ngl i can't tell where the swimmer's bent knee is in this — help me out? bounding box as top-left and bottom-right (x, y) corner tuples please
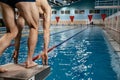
(9, 28), (18, 39)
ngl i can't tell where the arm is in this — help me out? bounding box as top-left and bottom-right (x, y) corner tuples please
(43, 7), (51, 55)
(41, 1), (51, 65)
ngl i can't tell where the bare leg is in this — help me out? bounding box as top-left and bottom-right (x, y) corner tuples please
(0, 3), (18, 72)
(16, 2), (39, 68)
(13, 15), (25, 64)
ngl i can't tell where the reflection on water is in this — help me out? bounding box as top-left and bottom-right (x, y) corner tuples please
(46, 27), (117, 80)
(0, 26), (119, 80)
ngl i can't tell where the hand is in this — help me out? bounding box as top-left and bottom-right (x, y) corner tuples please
(41, 52), (48, 65)
(12, 50), (19, 64)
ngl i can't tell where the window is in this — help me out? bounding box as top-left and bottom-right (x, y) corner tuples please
(75, 10), (79, 14)
(52, 11), (57, 14)
(61, 10), (64, 14)
(89, 10), (95, 14)
(95, 10), (100, 14)
(89, 10), (100, 14)
(65, 10), (70, 14)
(75, 10), (85, 14)
(79, 10), (85, 14)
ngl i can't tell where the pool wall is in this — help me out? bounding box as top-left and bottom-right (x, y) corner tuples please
(102, 28), (120, 80)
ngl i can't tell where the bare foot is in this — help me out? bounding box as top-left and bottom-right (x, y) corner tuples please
(41, 53), (48, 65)
(25, 61), (38, 68)
(0, 68), (8, 73)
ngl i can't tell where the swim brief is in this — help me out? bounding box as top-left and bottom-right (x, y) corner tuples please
(0, 0), (35, 8)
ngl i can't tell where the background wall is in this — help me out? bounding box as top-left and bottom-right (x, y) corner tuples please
(104, 11), (120, 44)
(0, 0), (119, 26)
(51, 0), (105, 25)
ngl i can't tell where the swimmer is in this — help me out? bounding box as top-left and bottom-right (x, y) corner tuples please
(13, 0), (51, 65)
(0, 0), (39, 72)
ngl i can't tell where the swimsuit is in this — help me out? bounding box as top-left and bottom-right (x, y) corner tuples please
(0, 0), (35, 8)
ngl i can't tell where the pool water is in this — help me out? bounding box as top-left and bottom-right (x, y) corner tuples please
(0, 26), (118, 80)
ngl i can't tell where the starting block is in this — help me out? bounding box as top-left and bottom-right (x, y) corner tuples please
(0, 63), (50, 80)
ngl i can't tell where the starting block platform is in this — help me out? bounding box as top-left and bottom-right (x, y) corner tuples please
(0, 63), (50, 80)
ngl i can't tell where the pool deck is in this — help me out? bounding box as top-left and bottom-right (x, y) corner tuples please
(104, 30), (120, 79)
(104, 30), (120, 57)
(0, 63), (50, 80)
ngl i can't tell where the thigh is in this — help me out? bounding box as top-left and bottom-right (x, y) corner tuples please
(0, 3), (16, 32)
(16, 2), (39, 28)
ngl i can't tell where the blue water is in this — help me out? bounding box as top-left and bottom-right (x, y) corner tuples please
(0, 26), (118, 80)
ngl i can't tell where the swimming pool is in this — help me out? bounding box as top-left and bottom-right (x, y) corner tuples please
(0, 26), (119, 80)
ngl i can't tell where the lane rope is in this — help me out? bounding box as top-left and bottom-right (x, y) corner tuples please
(32, 27), (88, 61)
(9, 26), (85, 63)
(50, 26), (79, 35)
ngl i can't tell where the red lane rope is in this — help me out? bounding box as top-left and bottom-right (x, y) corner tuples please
(32, 28), (87, 61)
